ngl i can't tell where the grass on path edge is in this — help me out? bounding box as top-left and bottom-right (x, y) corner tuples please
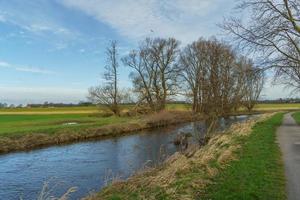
(292, 112), (300, 124)
(203, 113), (286, 199)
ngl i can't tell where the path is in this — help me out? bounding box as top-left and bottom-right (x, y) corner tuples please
(277, 113), (300, 200)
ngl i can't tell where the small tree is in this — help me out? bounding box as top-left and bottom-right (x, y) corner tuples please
(89, 41), (121, 116)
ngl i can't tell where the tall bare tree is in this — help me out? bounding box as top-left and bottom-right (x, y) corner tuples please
(223, 0), (300, 90)
(177, 38), (206, 113)
(89, 41), (121, 115)
(242, 60), (264, 111)
(123, 37), (180, 111)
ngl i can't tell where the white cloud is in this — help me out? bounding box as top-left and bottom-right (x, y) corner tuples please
(60, 0), (233, 44)
(0, 61), (11, 68)
(0, 60), (56, 75)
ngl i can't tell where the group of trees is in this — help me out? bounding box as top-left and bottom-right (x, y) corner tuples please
(89, 38), (264, 116)
(177, 38), (264, 115)
(90, 0), (300, 116)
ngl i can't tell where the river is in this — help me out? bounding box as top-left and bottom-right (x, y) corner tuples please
(0, 115), (255, 200)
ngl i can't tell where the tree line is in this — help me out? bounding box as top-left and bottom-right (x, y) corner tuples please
(89, 37), (264, 116)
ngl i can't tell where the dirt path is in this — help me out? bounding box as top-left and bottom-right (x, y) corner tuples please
(277, 113), (300, 200)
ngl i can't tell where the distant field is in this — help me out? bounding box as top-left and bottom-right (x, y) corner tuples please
(0, 103), (299, 115)
(0, 103), (299, 138)
(254, 103), (300, 111)
(0, 106), (99, 115)
(0, 104), (190, 115)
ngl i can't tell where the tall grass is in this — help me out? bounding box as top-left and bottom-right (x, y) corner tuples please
(37, 179), (77, 200)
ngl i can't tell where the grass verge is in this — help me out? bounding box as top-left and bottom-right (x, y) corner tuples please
(292, 112), (300, 124)
(85, 113), (286, 200)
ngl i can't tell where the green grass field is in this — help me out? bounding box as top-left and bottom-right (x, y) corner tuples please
(0, 114), (135, 137)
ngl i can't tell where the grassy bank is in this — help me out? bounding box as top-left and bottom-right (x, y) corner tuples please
(203, 113), (286, 199)
(0, 111), (200, 154)
(86, 113), (285, 200)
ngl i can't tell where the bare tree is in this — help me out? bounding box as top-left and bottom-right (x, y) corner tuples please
(123, 37), (180, 111)
(89, 41), (121, 116)
(223, 0), (300, 90)
(243, 60), (264, 111)
(177, 38), (207, 113)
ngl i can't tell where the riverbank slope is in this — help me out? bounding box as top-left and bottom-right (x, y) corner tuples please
(86, 113), (286, 200)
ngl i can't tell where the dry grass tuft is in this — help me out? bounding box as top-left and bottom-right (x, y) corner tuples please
(37, 180), (77, 200)
(144, 110), (200, 128)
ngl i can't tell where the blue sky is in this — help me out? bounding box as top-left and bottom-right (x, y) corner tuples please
(0, 0), (292, 104)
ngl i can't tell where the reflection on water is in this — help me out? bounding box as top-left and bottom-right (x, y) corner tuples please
(0, 115), (256, 200)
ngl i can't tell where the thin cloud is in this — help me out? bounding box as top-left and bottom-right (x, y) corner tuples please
(0, 61), (11, 67)
(0, 60), (56, 75)
(60, 0), (235, 44)
(0, 2), (79, 52)
(15, 67), (56, 75)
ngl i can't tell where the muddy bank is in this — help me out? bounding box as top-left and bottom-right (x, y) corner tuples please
(0, 111), (203, 154)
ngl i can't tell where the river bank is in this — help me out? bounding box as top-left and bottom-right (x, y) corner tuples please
(85, 112), (286, 200)
(0, 111), (204, 154)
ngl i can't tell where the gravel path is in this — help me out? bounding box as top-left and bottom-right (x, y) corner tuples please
(277, 113), (300, 200)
